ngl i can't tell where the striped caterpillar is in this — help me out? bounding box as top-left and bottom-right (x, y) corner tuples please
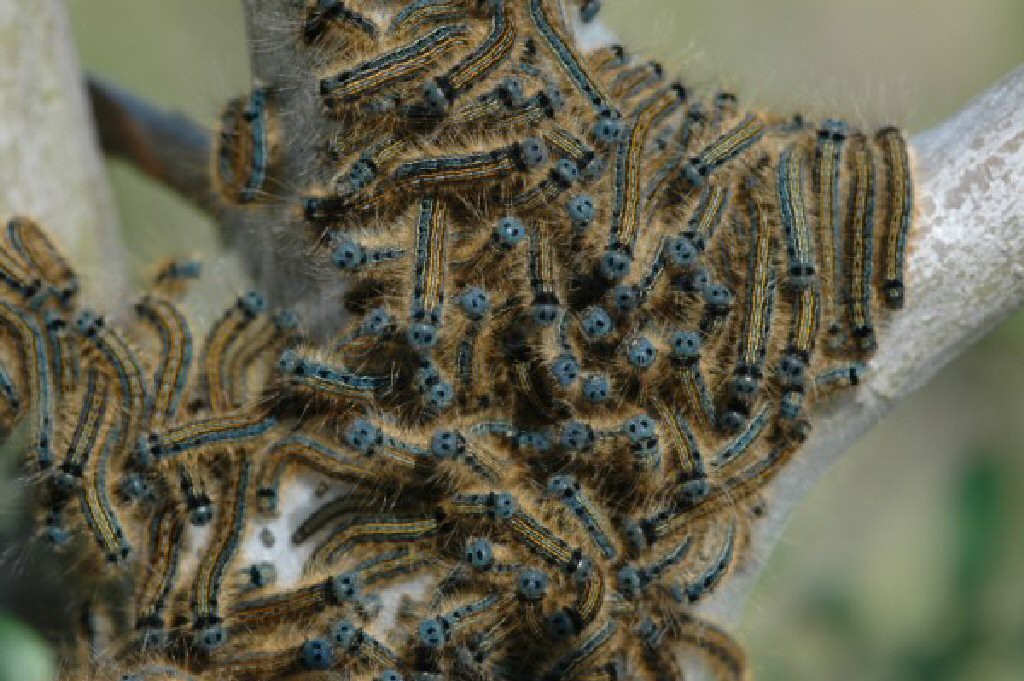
(1, 2), (919, 680)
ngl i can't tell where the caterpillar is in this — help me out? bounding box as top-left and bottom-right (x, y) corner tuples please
(1, 2), (920, 680)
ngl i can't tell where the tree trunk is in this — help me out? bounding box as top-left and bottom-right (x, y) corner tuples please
(0, 0), (124, 638)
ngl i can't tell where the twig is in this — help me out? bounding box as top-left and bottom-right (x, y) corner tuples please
(87, 77), (217, 216)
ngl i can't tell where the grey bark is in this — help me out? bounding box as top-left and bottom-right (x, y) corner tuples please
(0, 0), (124, 637)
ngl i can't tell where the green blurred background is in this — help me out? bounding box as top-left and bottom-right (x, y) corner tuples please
(3, 2), (1024, 679)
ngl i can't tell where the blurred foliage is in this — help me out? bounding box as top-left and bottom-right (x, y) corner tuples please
(3, 2), (1023, 679)
(764, 455), (1016, 681)
(0, 616), (52, 681)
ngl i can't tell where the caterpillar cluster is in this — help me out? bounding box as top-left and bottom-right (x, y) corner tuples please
(2, 1), (915, 680)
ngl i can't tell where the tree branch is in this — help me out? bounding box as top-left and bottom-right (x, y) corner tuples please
(86, 77), (217, 216)
(700, 62), (1024, 628)
(0, 0), (126, 638)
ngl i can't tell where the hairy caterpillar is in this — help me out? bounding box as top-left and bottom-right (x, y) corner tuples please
(1, 2), (921, 680)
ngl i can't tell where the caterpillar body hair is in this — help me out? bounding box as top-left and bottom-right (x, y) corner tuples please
(134, 296), (192, 424)
(303, 1), (380, 46)
(601, 88), (686, 283)
(813, 119), (848, 343)
(846, 133), (877, 353)
(45, 311), (81, 398)
(673, 517), (742, 604)
(390, 0), (467, 39)
(79, 435), (132, 564)
(191, 458), (250, 653)
(136, 411), (276, 468)
(311, 516), (440, 567)
(255, 432), (412, 516)
(75, 310), (148, 465)
(200, 292), (266, 414)
(527, 0), (615, 117)
(0, 4), (919, 679)
(875, 126), (913, 309)
(681, 113), (765, 188)
(135, 505), (185, 638)
(320, 24), (470, 107)
(0, 300), (55, 467)
(420, 0), (516, 112)
(777, 144), (817, 290)
(54, 366), (110, 493)
(5, 216), (78, 307)
(214, 88), (275, 204)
